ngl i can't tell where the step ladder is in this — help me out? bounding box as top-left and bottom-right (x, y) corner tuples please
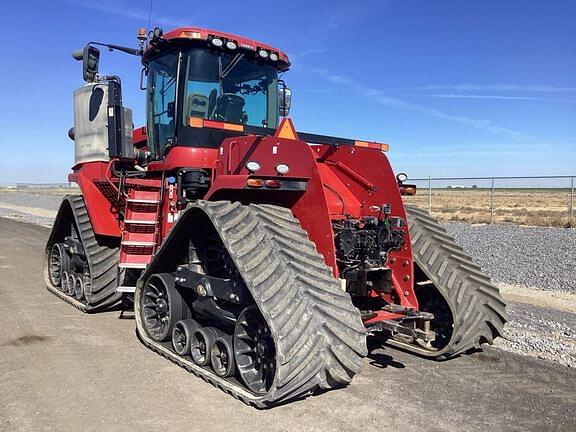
(117, 189), (161, 293)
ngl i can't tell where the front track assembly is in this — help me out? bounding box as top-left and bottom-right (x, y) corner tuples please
(134, 201), (367, 407)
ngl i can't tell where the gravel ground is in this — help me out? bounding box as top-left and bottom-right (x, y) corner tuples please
(496, 301), (576, 367)
(1, 191), (575, 367)
(444, 222), (576, 292)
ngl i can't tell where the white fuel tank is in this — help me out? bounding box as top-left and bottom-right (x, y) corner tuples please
(73, 82), (110, 165)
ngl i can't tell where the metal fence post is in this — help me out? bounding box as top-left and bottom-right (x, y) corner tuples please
(570, 176), (574, 229)
(428, 176), (432, 214)
(490, 178), (495, 224)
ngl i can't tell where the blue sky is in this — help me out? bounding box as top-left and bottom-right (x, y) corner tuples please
(0, 0), (575, 182)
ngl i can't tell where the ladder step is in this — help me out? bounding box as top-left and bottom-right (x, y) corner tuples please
(126, 198), (159, 204)
(119, 263), (148, 269)
(116, 286), (136, 293)
(124, 220), (157, 225)
(121, 241), (156, 247)
(416, 280), (434, 286)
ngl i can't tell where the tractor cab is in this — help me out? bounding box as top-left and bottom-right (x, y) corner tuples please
(142, 27), (292, 159)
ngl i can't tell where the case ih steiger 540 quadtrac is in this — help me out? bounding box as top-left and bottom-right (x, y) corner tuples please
(44, 27), (506, 407)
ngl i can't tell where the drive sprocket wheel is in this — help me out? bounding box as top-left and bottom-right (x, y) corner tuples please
(234, 306), (275, 394)
(48, 243), (66, 288)
(141, 273), (189, 342)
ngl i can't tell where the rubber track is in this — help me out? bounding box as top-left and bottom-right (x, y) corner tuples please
(134, 201), (367, 407)
(44, 195), (122, 313)
(387, 205), (507, 358)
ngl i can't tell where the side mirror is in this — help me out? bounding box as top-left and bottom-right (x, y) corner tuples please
(72, 45), (100, 82)
(278, 85), (292, 117)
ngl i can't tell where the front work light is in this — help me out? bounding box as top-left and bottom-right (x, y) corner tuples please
(258, 49), (269, 58)
(226, 40), (237, 50)
(246, 161), (261, 172)
(211, 37), (224, 47)
(396, 173), (408, 183)
(275, 163), (290, 175)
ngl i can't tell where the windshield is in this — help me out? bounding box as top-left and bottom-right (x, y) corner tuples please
(182, 49), (279, 128)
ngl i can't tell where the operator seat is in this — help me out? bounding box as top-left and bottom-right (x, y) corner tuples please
(187, 93), (209, 118)
(214, 94), (245, 123)
(207, 89), (217, 119)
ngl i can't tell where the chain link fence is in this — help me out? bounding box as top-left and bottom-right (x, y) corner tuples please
(403, 175), (575, 228)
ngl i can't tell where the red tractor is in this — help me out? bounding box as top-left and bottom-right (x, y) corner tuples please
(44, 27), (506, 407)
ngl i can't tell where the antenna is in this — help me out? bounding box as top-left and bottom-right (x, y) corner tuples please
(147, 0), (154, 31)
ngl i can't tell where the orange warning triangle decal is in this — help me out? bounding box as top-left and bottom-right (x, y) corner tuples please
(274, 118), (299, 140)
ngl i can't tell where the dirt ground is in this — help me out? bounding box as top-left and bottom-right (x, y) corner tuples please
(0, 217), (575, 432)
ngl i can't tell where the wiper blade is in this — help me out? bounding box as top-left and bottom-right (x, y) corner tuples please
(220, 53), (245, 79)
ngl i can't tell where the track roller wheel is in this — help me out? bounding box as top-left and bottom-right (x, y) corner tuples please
(48, 243), (66, 288)
(172, 319), (200, 356)
(83, 272), (92, 303)
(190, 327), (219, 366)
(210, 334), (235, 378)
(73, 276), (84, 300)
(67, 273), (76, 296)
(141, 273), (189, 342)
(61, 271), (69, 293)
(234, 306), (275, 395)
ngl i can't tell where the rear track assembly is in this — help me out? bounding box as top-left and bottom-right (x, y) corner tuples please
(386, 206), (507, 358)
(44, 195), (122, 313)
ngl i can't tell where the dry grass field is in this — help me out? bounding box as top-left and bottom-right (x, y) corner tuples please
(1, 186), (573, 228)
(403, 189), (574, 227)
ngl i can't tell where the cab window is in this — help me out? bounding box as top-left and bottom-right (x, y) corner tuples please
(147, 52), (178, 158)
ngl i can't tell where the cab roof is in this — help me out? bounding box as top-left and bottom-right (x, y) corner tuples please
(143, 26), (291, 71)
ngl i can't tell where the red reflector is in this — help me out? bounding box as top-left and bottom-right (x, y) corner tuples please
(265, 180), (282, 188)
(400, 185), (417, 196)
(246, 179), (264, 188)
(405, 186), (417, 195)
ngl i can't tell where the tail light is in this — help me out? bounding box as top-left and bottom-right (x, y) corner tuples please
(246, 179), (264, 188)
(265, 180), (282, 188)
